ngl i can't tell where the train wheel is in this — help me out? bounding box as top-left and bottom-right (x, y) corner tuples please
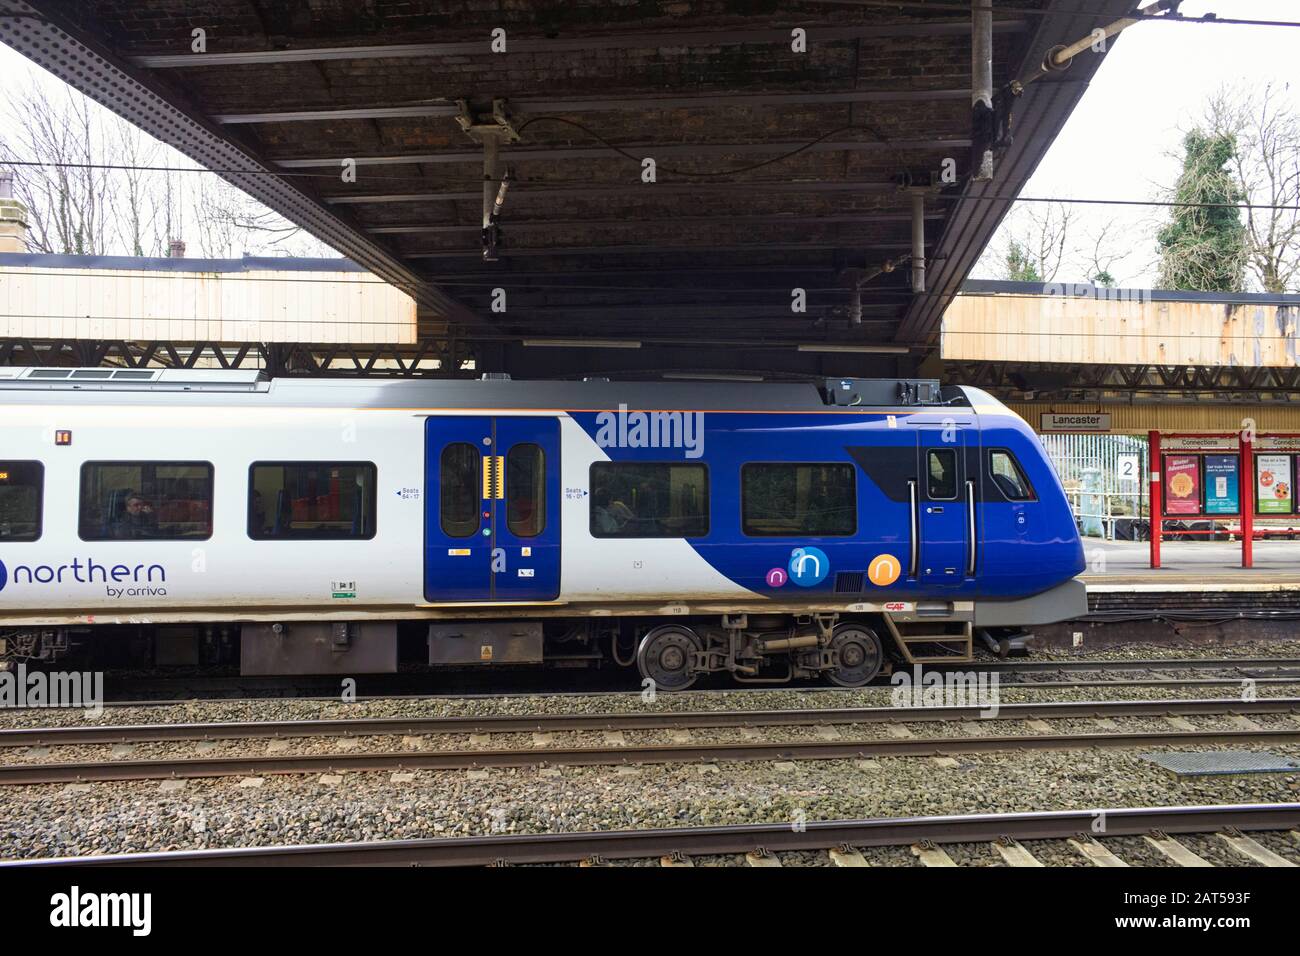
(636, 625), (702, 692)
(826, 623), (884, 687)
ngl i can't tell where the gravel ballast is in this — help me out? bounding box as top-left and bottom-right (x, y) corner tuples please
(4, 637), (1300, 865)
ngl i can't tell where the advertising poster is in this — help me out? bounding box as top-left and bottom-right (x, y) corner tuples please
(1256, 454), (1294, 514)
(1163, 455), (1200, 515)
(1203, 455), (1240, 515)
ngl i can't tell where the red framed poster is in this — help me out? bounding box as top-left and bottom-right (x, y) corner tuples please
(1163, 455), (1201, 516)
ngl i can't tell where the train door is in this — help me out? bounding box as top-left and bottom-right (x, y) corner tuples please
(424, 416), (561, 602)
(917, 428), (969, 589)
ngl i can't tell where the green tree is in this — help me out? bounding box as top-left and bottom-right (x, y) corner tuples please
(1004, 238), (1042, 282)
(1156, 130), (1247, 291)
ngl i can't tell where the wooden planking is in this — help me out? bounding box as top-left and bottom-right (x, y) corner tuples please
(1010, 402), (1300, 434)
(942, 293), (1300, 368)
(0, 264), (417, 344)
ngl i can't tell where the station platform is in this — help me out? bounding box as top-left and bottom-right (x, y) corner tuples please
(1081, 540), (1300, 590)
(1046, 540), (1300, 647)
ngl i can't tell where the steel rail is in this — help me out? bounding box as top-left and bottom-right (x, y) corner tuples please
(9, 657), (1297, 712)
(3, 697), (1297, 748)
(72, 674), (1300, 710)
(8, 673), (1295, 713)
(4, 727), (1299, 786)
(4, 803), (1297, 867)
(957, 657), (1300, 672)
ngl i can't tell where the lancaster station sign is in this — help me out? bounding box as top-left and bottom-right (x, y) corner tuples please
(1039, 413), (1111, 433)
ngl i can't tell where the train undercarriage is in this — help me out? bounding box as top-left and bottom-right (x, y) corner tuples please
(0, 612), (1030, 689)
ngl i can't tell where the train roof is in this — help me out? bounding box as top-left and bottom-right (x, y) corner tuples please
(0, 367), (981, 412)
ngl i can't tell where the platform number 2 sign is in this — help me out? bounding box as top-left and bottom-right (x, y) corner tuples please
(1117, 454), (1140, 484)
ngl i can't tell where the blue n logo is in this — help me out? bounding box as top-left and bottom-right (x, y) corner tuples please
(787, 547), (830, 587)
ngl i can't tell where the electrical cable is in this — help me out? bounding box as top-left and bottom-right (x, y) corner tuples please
(5, 160), (1296, 212)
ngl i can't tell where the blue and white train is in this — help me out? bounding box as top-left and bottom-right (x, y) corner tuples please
(0, 368), (1085, 688)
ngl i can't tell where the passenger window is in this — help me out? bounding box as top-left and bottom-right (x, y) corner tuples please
(249, 462), (376, 540)
(989, 450), (1035, 501)
(439, 444), (480, 538)
(742, 463), (856, 536)
(927, 450), (958, 500)
(590, 462), (708, 538)
(506, 443), (545, 538)
(0, 461), (43, 542)
(80, 462), (213, 541)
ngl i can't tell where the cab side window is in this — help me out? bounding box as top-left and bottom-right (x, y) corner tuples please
(926, 450), (958, 500)
(989, 450), (1036, 501)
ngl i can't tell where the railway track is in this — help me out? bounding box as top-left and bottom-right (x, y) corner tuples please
(4, 696), (1298, 747)
(4, 803), (1297, 867)
(962, 657), (1300, 673)
(3, 703), (1298, 785)
(9, 656), (1300, 710)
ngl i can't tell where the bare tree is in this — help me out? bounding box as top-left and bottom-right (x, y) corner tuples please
(0, 81), (118, 254)
(108, 112), (166, 256)
(1084, 218), (1131, 286)
(1205, 82), (1300, 293)
(990, 201), (1075, 283)
(195, 176), (334, 259)
(0, 72), (338, 260)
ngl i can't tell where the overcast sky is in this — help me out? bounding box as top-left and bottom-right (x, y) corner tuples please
(0, 1), (1295, 285)
(973, 0), (1298, 286)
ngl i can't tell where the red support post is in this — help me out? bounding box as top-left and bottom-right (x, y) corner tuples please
(1149, 429), (1161, 569)
(1241, 430), (1254, 569)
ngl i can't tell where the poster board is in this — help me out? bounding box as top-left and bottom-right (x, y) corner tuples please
(1203, 455), (1240, 515)
(1163, 455), (1201, 516)
(1255, 454), (1294, 515)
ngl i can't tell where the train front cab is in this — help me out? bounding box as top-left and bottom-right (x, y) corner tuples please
(963, 387), (1088, 644)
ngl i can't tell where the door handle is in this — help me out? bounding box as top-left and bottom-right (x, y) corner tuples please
(908, 479), (919, 578)
(965, 480), (977, 576)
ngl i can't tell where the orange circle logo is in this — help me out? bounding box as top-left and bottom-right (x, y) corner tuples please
(867, 553), (901, 587)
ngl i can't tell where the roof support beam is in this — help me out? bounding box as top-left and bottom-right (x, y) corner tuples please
(462, 304), (896, 318)
(370, 213), (943, 234)
(404, 242), (913, 259)
(133, 21), (1029, 68)
(324, 181), (908, 204)
(214, 88), (971, 124)
(277, 139), (970, 168)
